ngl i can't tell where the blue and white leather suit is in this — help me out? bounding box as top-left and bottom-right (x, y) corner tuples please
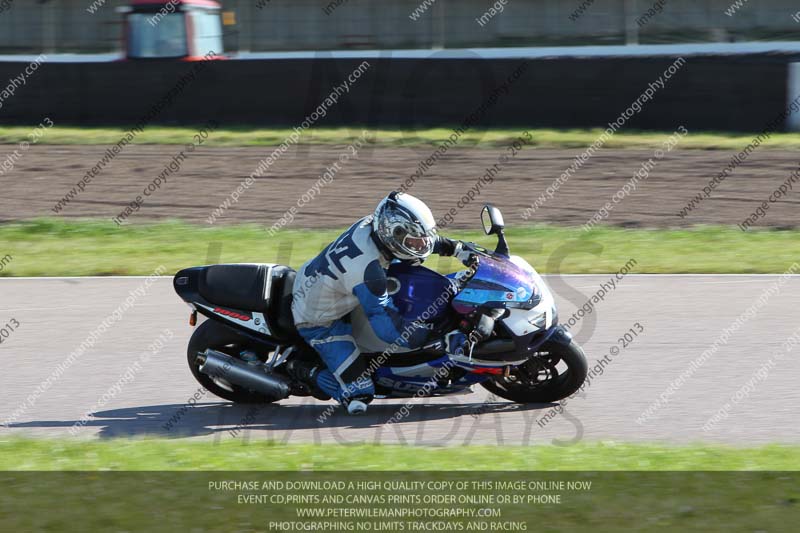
(291, 215), (447, 403)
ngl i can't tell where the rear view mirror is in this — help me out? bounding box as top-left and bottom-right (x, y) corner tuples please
(481, 205), (505, 235)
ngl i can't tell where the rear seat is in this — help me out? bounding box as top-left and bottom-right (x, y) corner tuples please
(198, 264), (269, 312)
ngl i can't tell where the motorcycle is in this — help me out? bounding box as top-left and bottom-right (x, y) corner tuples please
(173, 205), (587, 407)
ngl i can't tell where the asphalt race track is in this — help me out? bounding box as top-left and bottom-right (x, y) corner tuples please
(1, 274), (799, 446)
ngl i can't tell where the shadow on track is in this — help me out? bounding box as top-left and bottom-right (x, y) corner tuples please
(9, 398), (553, 442)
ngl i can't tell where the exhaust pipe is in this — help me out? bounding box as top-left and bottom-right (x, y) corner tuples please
(197, 349), (290, 400)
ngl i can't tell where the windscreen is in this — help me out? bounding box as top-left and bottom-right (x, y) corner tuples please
(452, 254), (536, 310)
(127, 13), (188, 59)
(188, 11), (223, 56)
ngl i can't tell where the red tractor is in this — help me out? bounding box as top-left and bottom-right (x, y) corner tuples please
(120, 0), (228, 60)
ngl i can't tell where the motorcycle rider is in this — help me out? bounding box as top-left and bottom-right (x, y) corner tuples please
(288, 192), (471, 415)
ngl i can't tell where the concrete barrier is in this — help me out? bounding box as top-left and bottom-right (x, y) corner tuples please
(0, 54), (790, 131)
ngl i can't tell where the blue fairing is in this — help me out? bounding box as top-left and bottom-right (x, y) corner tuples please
(386, 262), (456, 322)
(374, 357), (489, 396)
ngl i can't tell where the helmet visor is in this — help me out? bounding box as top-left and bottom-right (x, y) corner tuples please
(403, 234), (434, 256)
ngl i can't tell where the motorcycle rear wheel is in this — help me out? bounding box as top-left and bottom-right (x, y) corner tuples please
(187, 319), (280, 404)
(480, 338), (588, 403)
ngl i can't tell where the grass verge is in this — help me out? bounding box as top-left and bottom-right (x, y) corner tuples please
(3, 440), (798, 530)
(4, 125), (800, 149)
(1, 438), (798, 470)
(0, 219), (799, 276)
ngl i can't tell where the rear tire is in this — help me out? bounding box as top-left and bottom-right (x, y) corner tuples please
(187, 319), (279, 404)
(481, 338), (588, 403)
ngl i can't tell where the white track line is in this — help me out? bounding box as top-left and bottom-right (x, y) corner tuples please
(2, 274), (800, 281)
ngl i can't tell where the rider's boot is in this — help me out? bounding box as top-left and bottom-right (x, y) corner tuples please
(287, 360), (373, 413)
(286, 360), (330, 401)
(345, 399), (369, 415)
(315, 370), (374, 416)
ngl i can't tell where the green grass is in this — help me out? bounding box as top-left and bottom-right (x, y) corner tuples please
(4, 124), (800, 149)
(1, 219), (799, 277)
(2, 440), (798, 531)
(1, 438), (798, 470)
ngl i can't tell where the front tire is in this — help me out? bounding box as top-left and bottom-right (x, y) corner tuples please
(481, 338), (588, 403)
(187, 319), (279, 404)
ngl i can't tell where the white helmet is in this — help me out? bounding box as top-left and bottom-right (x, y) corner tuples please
(373, 192), (437, 261)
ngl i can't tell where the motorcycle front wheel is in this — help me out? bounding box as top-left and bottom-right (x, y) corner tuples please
(480, 338), (588, 403)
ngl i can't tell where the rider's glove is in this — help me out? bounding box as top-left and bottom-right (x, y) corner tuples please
(434, 236), (459, 256)
(435, 236), (472, 265)
(453, 241), (472, 265)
